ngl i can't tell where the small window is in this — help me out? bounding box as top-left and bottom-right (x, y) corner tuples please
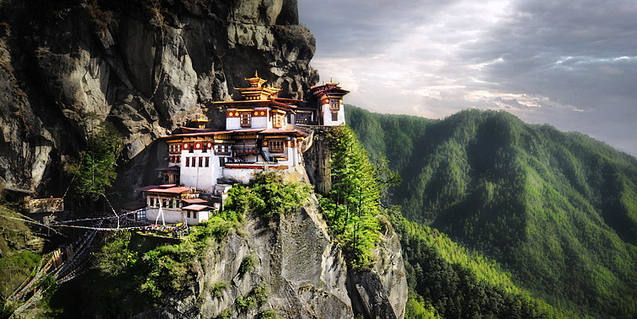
(331, 111), (339, 122)
(185, 157), (190, 167)
(215, 144), (231, 155)
(240, 112), (252, 127)
(273, 113), (284, 128)
(269, 139), (285, 153)
(205, 157), (210, 167)
(330, 99), (340, 111)
(199, 157), (203, 167)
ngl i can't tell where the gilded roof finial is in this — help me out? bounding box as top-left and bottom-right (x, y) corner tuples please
(327, 78), (340, 85)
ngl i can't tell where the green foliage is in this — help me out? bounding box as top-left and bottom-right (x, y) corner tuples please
(319, 125), (382, 269)
(84, 204), (246, 313)
(225, 172), (311, 219)
(238, 255), (257, 276)
(395, 216), (567, 318)
(214, 308), (232, 319)
(348, 106), (637, 318)
(95, 231), (136, 276)
(405, 290), (440, 319)
(70, 122), (123, 200)
(257, 309), (278, 319)
(137, 244), (194, 299)
(236, 284), (268, 312)
(0, 206), (42, 301)
(210, 282), (228, 298)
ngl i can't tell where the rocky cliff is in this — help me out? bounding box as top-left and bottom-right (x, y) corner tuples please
(133, 195), (407, 319)
(0, 0), (318, 194)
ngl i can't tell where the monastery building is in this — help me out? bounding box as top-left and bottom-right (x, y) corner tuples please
(138, 73), (348, 225)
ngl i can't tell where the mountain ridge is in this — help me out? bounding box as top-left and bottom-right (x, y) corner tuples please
(346, 105), (637, 318)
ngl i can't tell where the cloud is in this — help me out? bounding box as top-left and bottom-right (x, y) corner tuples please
(298, 0), (637, 155)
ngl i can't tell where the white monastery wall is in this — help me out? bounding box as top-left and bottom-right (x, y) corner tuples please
(321, 103), (345, 126)
(226, 117), (241, 130)
(147, 208), (185, 224)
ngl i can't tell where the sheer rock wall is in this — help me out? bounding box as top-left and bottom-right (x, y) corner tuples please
(0, 0), (318, 194)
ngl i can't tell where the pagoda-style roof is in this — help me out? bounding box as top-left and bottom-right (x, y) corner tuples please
(234, 71), (282, 101)
(244, 71), (267, 88)
(191, 116), (209, 128)
(310, 82), (350, 98)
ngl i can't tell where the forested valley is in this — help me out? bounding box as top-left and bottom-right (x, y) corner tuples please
(347, 105), (637, 318)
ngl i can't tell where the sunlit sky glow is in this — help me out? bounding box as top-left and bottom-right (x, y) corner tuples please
(299, 0), (637, 155)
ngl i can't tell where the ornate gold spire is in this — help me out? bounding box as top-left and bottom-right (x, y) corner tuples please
(236, 71), (281, 100)
(244, 70), (267, 88)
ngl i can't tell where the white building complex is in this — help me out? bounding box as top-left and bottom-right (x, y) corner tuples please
(138, 73), (349, 225)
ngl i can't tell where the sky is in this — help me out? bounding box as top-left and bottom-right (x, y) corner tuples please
(298, 0), (637, 156)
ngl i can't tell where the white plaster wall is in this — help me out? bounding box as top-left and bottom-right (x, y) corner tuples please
(147, 208), (185, 224)
(226, 117), (241, 130)
(180, 151), (214, 191)
(210, 153), (223, 186)
(275, 146), (297, 167)
(321, 103), (345, 126)
(185, 211), (209, 225)
(252, 116), (268, 129)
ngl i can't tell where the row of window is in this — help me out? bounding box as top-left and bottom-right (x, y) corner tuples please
(272, 113), (285, 128)
(185, 156), (210, 168)
(173, 143), (232, 156)
(173, 141), (288, 165)
(169, 144), (182, 154)
(237, 112), (286, 128)
(269, 140), (285, 153)
(149, 197), (182, 209)
(240, 112), (251, 127)
(185, 210), (201, 219)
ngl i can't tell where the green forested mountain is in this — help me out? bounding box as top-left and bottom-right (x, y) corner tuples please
(347, 105), (637, 318)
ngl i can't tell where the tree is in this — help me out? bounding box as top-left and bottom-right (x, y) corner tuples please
(70, 122), (123, 201)
(322, 126), (381, 268)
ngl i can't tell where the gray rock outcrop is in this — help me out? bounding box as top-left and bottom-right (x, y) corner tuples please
(135, 195), (352, 319)
(0, 0), (318, 194)
(133, 194), (407, 319)
(347, 216), (408, 319)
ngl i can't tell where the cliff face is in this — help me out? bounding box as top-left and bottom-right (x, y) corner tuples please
(0, 0), (318, 194)
(134, 195), (407, 319)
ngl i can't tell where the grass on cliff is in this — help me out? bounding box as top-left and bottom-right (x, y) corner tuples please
(0, 206), (43, 312)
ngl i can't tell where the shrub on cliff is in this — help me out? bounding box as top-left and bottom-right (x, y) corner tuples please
(225, 172), (311, 219)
